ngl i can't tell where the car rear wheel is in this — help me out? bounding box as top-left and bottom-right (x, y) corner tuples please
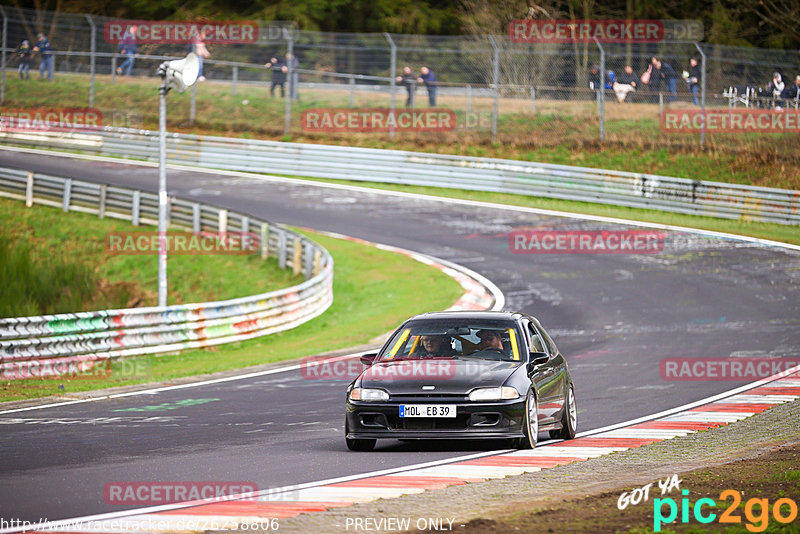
(345, 418), (375, 451)
(515, 389), (538, 449)
(550, 383), (577, 440)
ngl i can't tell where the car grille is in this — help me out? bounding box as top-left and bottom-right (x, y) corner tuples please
(386, 414), (470, 430)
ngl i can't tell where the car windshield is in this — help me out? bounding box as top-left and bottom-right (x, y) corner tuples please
(377, 319), (522, 362)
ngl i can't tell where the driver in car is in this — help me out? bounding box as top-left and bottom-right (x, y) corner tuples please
(476, 329), (505, 354)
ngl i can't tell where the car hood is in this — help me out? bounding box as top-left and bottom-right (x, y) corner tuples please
(358, 358), (521, 395)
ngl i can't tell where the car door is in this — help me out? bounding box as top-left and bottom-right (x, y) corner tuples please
(531, 319), (567, 423)
(525, 320), (561, 424)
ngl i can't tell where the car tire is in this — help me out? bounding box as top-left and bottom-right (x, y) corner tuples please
(550, 383), (577, 440)
(516, 389), (539, 449)
(345, 418), (375, 452)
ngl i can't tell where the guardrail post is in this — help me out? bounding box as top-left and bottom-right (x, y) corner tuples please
(62, 179), (72, 212)
(292, 237), (302, 276)
(98, 184), (106, 218)
(25, 171), (34, 207)
(232, 65), (238, 96)
(488, 35), (499, 143)
(0, 6), (7, 104)
(530, 86), (535, 113)
(349, 76), (355, 107)
(85, 15), (96, 108)
(595, 38), (605, 142)
(190, 83), (197, 126)
(694, 42), (707, 148)
(384, 32), (396, 140)
(131, 190), (140, 225)
(313, 249), (321, 276)
(260, 222), (269, 260)
(219, 209), (228, 234)
(304, 242), (313, 279)
(192, 203), (201, 232)
(278, 230), (287, 268)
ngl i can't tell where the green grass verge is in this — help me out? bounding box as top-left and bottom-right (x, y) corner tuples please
(0, 196), (303, 313)
(3, 75), (798, 189)
(0, 208), (465, 402)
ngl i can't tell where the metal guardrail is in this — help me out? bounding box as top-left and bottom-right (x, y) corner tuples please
(0, 165), (334, 377)
(2, 128), (799, 225)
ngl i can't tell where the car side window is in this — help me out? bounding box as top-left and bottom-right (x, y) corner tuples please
(527, 323), (546, 353)
(539, 325), (559, 356)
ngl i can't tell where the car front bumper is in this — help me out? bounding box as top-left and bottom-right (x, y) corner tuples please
(346, 398), (527, 440)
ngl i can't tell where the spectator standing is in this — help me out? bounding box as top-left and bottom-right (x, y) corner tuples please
(612, 65), (637, 103)
(16, 39), (31, 80)
(651, 57), (678, 102)
(685, 57), (701, 106)
(396, 66), (416, 107)
(265, 57), (286, 97)
(192, 29), (210, 82)
(780, 75), (800, 105)
(417, 66), (437, 106)
(117, 25), (138, 76)
(33, 33), (53, 80)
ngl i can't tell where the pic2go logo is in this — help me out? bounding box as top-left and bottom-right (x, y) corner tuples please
(654, 489), (799, 532)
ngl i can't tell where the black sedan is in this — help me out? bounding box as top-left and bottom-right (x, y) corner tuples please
(345, 311), (577, 451)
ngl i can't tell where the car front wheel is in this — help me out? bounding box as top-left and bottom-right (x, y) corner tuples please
(345, 417), (375, 451)
(515, 389), (538, 449)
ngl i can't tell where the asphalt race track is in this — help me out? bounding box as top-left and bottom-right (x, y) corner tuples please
(1, 148), (799, 522)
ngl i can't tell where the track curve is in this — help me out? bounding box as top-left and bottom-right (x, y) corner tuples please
(0, 148), (798, 523)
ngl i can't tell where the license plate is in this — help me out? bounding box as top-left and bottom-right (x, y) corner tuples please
(399, 405), (456, 418)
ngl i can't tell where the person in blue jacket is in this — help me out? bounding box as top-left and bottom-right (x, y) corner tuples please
(417, 66), (437, 106)
(33, 33), (53, 80)
(117, 25), (138, 76)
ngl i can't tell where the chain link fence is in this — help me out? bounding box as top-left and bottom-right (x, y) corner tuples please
(1, 4), (799, 148)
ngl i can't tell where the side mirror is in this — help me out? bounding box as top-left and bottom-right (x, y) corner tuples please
(360, 353), (378, 367)
(527, 352), (549, 372)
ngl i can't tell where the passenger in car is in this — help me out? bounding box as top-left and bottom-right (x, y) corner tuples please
(417, 335), (457, 358)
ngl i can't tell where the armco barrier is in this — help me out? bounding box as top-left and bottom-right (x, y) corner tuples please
(1, 128), (798, 225)
(0, 166), (334, 376)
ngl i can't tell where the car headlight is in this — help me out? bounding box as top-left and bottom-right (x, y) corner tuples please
(349, 388), (389, 402)
(468, 386), (519, 401)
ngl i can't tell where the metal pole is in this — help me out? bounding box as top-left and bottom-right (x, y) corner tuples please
(232, 65), (238, 96)
(85, 15), (96, 108)
(595, 38), (605, 142)
(349, 75), (355, 107)
(190, 83), (196, 125)
(530, 86), (535, 113)
(488, 35), (499, 143)
(111, 55), (117, 84)
(283, 32), (293, 136)
(694, 42), (707, 148)
(157, 84), (169, 307)
(384, 32), (396, 140)
(0, 7), (7, 104)
(466, 84), (471, 115)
